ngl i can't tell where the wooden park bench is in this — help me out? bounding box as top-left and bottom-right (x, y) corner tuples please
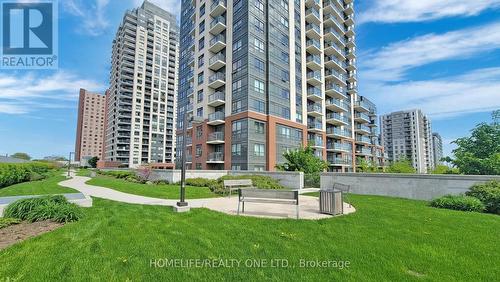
(223, 179), (254, 198)
(237, 189), (300, 219)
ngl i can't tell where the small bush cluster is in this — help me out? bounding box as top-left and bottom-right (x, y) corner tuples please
(4, 195), (83, 223)
(430, 195), (485, 212)
(97, 170), (146, 183)
(0, 162), (53, 188)
(466, 180), (500, 215)
(182, 175), (285, 194)
(0, 218), (21, 229)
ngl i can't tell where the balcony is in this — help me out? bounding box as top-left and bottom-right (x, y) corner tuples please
(326, 98), (349, 112)
(210, 0), (226, 17)
(347, 36), (356, 47)
(325, 83), (347, 99)
(208, 72), (226, 89)
(346, 26), (355, 37)
(346, 47), (356, 59)
(306, 55), (322, 70)
(355, 124), (371, 135)
(327, 142), (352, 153)
(355, 148), (373, 156)
(209, 34), (226, 53)
(328, 157), (352, 166)
(324, 0), (344, 17)
(207, 132), (225, 144)
(306, 23), (321, 40)
(208, 53), (226, 71)
(324, 41), (345, 58)
(207, 152), (224, 163)
(308, 122), (324, 133)
(324, 27), (346, 46)
(346, 59), (356, 71)
(307, 71), (322, 86)
(306, 39), (321, 54)
(354, 112), (370, 123)
(305, 0), (320, 9)
(209, 16), (226, 35)
(208, 91), (225, 107)
(325, 69), (346, 85)
(207, 111), (225, 125)
(307, 87), (323, 101)
(354, 100), (370, 112)
(356, 136), (372, 145)
(307, 103), (323, 117)
(326, 127), (351, 138)
(345, 3), (354, 15)
(305, 8), (321, 25)
(326, 112), (349, 126)
(345, 15), (355, 26)
(325, 55), (347, 71)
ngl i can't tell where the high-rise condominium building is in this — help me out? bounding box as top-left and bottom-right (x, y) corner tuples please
(380, 109), (435, 173)
(177, 0), (383, 171)
(75, 89), (106, 162)
(104, 1), (179, 168)
(432, 132), (443, 167)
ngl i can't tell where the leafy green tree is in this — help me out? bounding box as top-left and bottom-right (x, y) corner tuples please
(276, 145), (328, 174)
(387, 159), (416, 173)
(446, 110), (500, 175)
(11, 152), (31, 160)
(431, 165), (460, 175)
(88, 157), (99, 168)
(357, 157), (378, 173)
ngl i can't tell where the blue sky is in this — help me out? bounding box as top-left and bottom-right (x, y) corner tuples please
(1, 0), (499, 159)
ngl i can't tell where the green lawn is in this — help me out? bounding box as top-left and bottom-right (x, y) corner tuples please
(86, 175), (218, 199)
(0, 172), (77, 197)
(0, 195), (498, 281)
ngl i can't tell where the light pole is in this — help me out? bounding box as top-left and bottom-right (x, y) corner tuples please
(177, 114), (203, 207)
(67, 152), (74, 177)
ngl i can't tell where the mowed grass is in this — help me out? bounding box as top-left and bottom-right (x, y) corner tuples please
(0, 172), (77, 197)
(86, 175), (218, 199)
(0, 195), (499, 281)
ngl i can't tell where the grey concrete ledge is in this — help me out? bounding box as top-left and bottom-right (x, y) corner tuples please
(321, 172), (500, 181)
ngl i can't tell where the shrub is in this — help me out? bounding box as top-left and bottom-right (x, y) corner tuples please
(98, 170), (136, 179)
(0, 162), (53, 188)
(202, 175), (285, 194)
(185, 178), (218, 188)
(466, 180), (500, 215)
(430, 195), (485, 212)
(152, 180), (170, 185)
(0, 218), (21, 229)
(4, 195), (83, 223)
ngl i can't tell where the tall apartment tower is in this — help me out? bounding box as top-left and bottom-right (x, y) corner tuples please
(104, 1), (179, 168)
(177, 0), (380, 171)
(432, 132), (443, 167)
(75, 89), (106, 163)
(380, 109), (435, 173)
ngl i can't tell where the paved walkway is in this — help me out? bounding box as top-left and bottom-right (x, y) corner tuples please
(58, 172), (355, 220)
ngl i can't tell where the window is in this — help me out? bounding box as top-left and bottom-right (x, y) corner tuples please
(198, 37), (205, 50)
(255, 121), (264, 134)
(197, 72), (204, 85)
(196, 145), (202, 157)
(254, 38), (264, 53)
(232, 120), (243, 137)
(197, 90), (203, 103)
(254, 0), (264, 12)
(234, 19), (243, 31)
(196, 107), (203, 117)
(254, 144), (265, 157)
(252, 99), (265, 113)
(281, 70), (289, 82)
(233, 59), (243, 73)
(232, 144), (242, 156)
(233, 40), (242, 52)
(199, 20), (205, 34)
(281, 89), (290, 99)
(255, 19), (264, 33)
(254, 165), (265, 171)
(281, 51), (289, 63)
(254, 58), (264, 73)
(232, 165), (241, 170)
(198, 54), (204, 67)
(254, 79), (265, 94)
(199, 4), (205, 16)
(280, 16), (289, 28)
(196, 163), (202, 170)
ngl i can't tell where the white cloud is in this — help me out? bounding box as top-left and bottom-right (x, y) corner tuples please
(359, 0), (500, 24)
(359, 22), (500, 82)
(62, 0), (110, 36)
(363, 68), (500, 120)
(133, 0), (181, 17)
(0, 71), (104, 115)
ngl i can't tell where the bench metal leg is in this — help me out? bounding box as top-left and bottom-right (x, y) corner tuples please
(296, 204), (299, 219)
(242, 201), (245, 213)
(237, 200), (240, 215)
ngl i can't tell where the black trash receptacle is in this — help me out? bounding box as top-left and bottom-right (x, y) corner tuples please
(319, 189), (343, 215)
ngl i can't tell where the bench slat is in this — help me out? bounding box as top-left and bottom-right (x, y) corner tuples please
(240, 189), (297, 200)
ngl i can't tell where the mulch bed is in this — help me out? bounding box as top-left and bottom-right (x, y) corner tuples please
(0, 221), (64, 250)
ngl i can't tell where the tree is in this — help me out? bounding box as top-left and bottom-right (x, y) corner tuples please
(11, 152), (31, 160)
(431, 165), (460, 175)
(446, 110), (500, 175)
(88, 157), (99, 168)
(276, 145), (328, 174)
(387, 159), (416, 173)
(357, 157), (378, 173)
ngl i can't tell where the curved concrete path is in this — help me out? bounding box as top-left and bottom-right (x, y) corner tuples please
(59, 173), (355, 220)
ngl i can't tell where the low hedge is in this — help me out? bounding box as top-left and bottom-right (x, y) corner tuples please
(4, 195), (83, 223)
(97, 170), (136, 179)
(183, 175), (285, 194)
(466, 180), (500, 215)
(430, 194), (485, 212)
(0, 162), (53, 188)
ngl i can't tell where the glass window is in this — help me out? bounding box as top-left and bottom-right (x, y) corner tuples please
(254, 79), (265, 94)
(254, 144), (265, 157)
(254, 58), (264, 73)
(231, 144), (242, 156)
(255, 121), (264, 134)
(254, 38), (264, 53)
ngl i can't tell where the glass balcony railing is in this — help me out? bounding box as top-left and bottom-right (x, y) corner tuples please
(208, 91), (225, 103)
(307, 103), (322, 113)
(209, 72), (225, 83)
(306, 39), (321, 50)
(208, 111), (225, 121)
(208, 152), (224, 161)
(208, 131), (224, 142)
(326, 98), (350, 110)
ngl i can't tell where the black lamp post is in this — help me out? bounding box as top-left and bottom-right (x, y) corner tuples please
(67, 152), (74, 177)
(177, 114), (203, 207)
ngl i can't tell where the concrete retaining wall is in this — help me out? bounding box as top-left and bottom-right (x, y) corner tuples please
(321, 173), (500, 200)
(147, 170), (304, 190)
